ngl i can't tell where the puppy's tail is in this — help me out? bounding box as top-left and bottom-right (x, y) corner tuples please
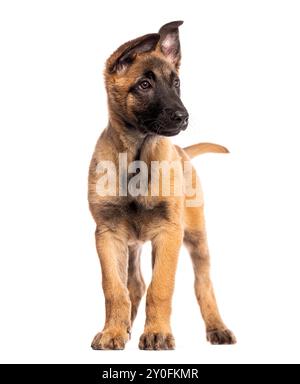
(183, 143), (229, 158)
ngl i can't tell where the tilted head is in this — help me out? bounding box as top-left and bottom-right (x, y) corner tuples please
(105, 21), (189, 137)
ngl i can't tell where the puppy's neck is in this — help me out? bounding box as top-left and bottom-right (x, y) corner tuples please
(108, 114), (152, 162)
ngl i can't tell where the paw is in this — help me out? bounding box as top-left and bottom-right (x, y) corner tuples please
(91, 330), (129, 350)
(206, 329), (236, 345)
(139, 332), (175, 350)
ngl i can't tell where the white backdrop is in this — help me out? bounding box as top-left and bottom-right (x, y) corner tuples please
(0, 0), (300, 364)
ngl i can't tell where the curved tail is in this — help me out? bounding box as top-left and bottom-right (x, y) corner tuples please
(183, 142), (229, 159)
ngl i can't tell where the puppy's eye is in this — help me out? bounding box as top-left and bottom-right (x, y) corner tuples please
(174, 78), (180, 88)
(139, 80), (152, 90)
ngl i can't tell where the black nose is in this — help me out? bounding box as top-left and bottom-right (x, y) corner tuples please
(173, 110), (189, 126)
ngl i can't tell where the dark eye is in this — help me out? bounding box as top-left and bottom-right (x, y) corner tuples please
(174, 78), (180, 88)
(139, 80), (152, 90)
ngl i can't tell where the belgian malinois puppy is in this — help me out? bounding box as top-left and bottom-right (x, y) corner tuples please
(88, 21), (236, 350)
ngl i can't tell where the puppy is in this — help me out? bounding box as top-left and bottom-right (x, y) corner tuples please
(88, 21), (236, 350)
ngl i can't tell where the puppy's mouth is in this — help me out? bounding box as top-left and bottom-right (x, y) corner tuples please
(140, 120), (188, 137)
(157, 126), (186, 137)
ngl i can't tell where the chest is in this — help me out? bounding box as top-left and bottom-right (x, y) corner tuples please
(97, 198), (170, 240)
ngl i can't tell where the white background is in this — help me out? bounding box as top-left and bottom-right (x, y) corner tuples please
(0, 0), (300, 364)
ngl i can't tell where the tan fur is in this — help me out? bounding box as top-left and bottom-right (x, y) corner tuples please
(89, 26), (236, 350)
(183, 142), (229, 158)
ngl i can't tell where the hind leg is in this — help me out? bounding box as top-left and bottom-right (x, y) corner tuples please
(184, 206), (236, 345)
(127, 245), (146, 325)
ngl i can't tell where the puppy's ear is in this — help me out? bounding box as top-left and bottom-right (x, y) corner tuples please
(158, 21), (183, 69)
(107, 33), (160, 74)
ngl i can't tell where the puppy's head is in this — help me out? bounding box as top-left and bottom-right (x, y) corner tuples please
(105, 21), (189, 137)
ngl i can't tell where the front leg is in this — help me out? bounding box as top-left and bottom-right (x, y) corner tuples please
(139, 225), (182, 350)
(91, 226), (131, 350)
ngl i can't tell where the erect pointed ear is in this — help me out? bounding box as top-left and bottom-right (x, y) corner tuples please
(107, 33), (160, 74)
(158, 21), (183, 69)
